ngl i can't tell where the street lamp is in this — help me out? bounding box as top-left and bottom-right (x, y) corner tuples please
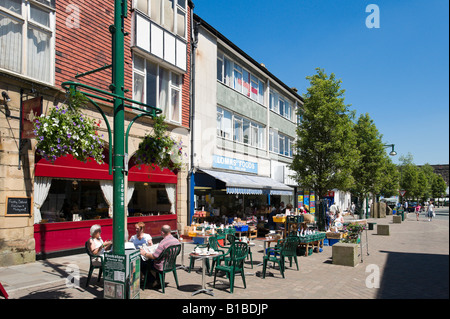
(384, 144), (397, 156)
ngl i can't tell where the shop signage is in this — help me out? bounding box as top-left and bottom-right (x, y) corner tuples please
(6, 197), (32, 216)
(212, 155), (258, 174)
(21, 96), (42, 139)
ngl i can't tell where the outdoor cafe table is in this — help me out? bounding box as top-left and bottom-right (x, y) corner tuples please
(190, 252), (223, 296)
(177, 238), (194, 271)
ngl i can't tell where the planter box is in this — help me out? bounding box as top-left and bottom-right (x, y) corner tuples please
(332, 243), (359, 267)
(393, 215), (402, 224)
(377, 224), (390, 236)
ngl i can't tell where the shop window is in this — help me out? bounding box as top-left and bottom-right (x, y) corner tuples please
(40, 179), (108, 223)
(128, 183), (174, 215)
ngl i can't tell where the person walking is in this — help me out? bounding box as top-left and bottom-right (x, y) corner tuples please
(427, 200), (435, 222)
(415, 203), (421, 221)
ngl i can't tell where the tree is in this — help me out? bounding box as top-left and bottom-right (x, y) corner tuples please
(431, 174), (447, 200)
(398, 153), (419, 201)
(351, 113), (386, 208)
(291, 68), (358, 199)
(379, 155), (400, 198)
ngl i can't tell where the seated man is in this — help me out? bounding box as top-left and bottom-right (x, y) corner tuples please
(140, 225), (179, 288)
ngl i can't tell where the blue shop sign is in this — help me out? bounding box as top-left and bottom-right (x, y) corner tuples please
(212, 155), (258, 174)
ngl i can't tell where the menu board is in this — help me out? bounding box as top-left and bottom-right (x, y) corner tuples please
(6, 197), (32, 216)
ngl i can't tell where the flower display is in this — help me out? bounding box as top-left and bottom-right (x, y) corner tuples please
(135, 115), (185, 172)
(342, 223), (365, 244)
(33, 90), (105, 164)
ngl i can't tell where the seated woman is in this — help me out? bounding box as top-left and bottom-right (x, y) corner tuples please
(333, 211), (345, 229)
(89, 224), (112, 265)
(129, 222), (153, 249)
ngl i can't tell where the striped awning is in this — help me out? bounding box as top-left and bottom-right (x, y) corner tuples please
(199, 169), (294, 196)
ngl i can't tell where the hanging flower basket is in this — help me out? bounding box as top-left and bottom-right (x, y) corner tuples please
(134, 115), (185, 172)
(33, 90), (105, 164)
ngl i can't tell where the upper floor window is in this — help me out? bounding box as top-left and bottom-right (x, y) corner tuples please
(217, 106), (265, 149)
(217, 52), (265, 105)
(133, 54), (182, 124)
(269, 89), (293, 121)
(0, 0), (55, 84)
(135, 0), (186, 38)
(269, 129), (294, 158)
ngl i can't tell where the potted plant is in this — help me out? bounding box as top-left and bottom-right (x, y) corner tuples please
(33, 90), (105, 164)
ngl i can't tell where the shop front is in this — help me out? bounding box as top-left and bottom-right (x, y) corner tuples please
(192, 169), (294, 225)
(33, 152), (178, 257)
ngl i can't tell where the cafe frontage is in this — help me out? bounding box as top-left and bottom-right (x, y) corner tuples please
(33, 150), (180, 258)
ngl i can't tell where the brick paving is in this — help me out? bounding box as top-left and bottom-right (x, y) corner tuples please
(2, 213), (448, 300)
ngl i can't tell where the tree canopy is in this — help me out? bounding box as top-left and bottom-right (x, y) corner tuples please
(291, 68), (358, 198)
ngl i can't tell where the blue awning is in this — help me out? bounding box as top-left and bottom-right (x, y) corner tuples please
(199, 169), (294, 196)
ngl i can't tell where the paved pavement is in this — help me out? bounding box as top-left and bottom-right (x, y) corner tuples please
(1, 211), (448, 302)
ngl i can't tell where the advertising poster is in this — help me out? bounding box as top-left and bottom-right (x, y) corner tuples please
(103, 253), (126, 299)
(304, 190), (310, 210)
(310, 191), (315, 214)
(298, 191), (304, 209)
(128, 250), (141, 299)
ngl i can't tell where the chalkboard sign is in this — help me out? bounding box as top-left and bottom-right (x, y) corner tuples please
(6, 197), (32, 216)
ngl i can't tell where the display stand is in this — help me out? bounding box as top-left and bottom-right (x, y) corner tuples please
(358, 227), (370, 262)
(103, 250), (141, 299)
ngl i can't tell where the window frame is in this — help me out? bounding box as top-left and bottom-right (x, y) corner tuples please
(217, 106), (266, 149)
(217, 51), (266, 105)
(135, 0), (187, 39)
(132, 53), (183, 124)
(0, 0), (55, 84)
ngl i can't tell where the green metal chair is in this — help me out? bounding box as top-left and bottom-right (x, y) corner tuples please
(209, 235), (234, 275)
(85, 240), (103, 287)
(262, 241), (285, 279)
(280, 236), (300, 271)
(213, 242), (248, 293)
(144, 244), (181, 293)
(262, 236), (300, 279)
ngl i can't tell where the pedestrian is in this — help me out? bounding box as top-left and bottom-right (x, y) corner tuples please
(350, 202), (356, 218)
(404, 201), (408, 212)
(415, 203), (421, 221)
(427, 200), (435, 222)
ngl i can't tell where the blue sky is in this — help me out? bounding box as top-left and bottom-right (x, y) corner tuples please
(192, 0), (449, 166)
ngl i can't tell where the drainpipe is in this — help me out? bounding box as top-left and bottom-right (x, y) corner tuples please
(188, 2), (198, 226)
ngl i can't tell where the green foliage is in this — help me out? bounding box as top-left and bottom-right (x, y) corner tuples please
(33, 90), (105, 164)
(134, 115), (185, 171)
(431, 174), (447, 198)
(351, 113), (386, 201)
(291, 68), (358, 198)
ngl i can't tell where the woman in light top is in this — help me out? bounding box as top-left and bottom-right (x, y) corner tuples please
(129, 222), (153, 248)
(89, 224), (112, 256)
(334, 211), (345, 229)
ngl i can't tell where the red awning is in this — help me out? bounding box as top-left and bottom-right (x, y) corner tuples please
(35, 154), (177, 184)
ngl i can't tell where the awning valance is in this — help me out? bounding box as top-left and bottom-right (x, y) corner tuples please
(199, 169), (294, 196)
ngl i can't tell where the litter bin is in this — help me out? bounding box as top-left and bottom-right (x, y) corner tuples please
(398, 208), (405, 221)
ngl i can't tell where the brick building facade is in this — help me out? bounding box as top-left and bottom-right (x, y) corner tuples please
(0, 0), (192, 266)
